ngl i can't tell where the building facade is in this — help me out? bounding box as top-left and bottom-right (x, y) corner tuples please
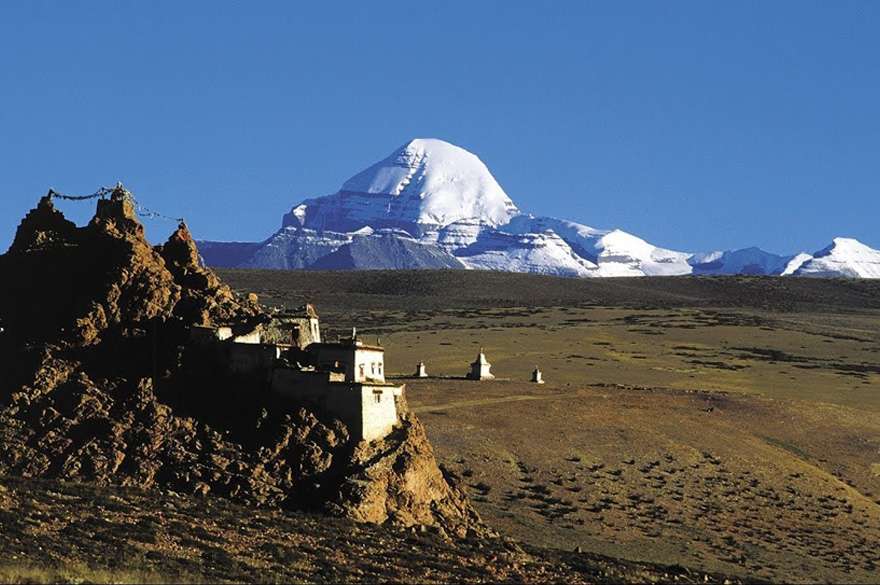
(191, 308), (403, 443)
(309, 340), (386, 383)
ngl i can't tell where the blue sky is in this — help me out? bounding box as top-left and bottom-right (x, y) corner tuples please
(1, 1), (877, 253)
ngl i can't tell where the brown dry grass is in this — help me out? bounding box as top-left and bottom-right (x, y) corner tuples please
(219, 269), (880, 583)
(408, 380), (879, 583)
(0, 477), (735, 584)
(0, 563), (186, 584)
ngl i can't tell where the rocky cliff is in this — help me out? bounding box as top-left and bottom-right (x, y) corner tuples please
(0, 187), (482, 536)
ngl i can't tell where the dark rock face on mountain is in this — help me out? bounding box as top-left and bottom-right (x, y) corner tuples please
(310, 232), (465, 271)
(196, 240), (263, 268)
(0, 187), (482, 536)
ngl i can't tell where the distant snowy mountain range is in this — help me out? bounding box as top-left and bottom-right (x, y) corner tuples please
(199, 138), (880, 279)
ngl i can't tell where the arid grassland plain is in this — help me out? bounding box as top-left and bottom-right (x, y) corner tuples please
(222, 269), (880, 583)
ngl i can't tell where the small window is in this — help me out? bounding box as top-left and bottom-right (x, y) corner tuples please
(374, 392), (382, 403)
(359, 364), (365, 378)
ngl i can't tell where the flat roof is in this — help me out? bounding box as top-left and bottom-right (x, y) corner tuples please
(309, 341), (384, 352)
(327, 381), (404, 389)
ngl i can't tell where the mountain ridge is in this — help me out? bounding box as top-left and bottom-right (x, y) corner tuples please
(199, 139), (879, 279)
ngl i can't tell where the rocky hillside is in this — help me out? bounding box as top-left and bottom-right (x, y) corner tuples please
(0, 187), (480, 536)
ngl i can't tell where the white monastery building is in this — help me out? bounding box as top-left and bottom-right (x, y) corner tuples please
(191, 305), (404, 443)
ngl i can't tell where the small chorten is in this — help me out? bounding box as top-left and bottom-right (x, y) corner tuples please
(414, 361), (428, 378)
(467, 348), (494, 380)
(531, 366), (544, 384)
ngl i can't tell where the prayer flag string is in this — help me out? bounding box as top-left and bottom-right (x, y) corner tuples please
(47, 184), (185, 224)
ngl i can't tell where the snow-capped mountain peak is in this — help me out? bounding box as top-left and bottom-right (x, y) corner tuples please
(285, 138), (520, 232)
(199, 139), (880, 280)
(794, 237), (880, 278)
(689, 246), (795, 276)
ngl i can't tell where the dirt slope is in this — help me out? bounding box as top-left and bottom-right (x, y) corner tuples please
(0, 475), (744, 584)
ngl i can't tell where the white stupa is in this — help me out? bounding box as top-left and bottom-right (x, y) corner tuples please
(531, 366), (544, 384)
(467, 348), (494, 380)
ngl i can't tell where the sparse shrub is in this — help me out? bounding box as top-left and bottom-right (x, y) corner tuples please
(473, 481), (491, 494)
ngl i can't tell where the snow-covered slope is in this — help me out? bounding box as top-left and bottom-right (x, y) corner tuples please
(283, 139), (520, 233)
(591, 230), (692, 277)
(781, 253), (813, 276)
(197, 138), (879, 279)
(457, 229), (598, 277)
(501, 216), (691, 276)
(422, 218), (489, 253)
(793, 238), (880, 278)
(689, 247), (794, 276)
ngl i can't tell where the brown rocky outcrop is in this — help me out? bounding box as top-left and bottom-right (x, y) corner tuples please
(326, 413), (483, 537)
(2, 187), (182, 345)
(8, 195), (77, 253)
(0, 187), (483, 536)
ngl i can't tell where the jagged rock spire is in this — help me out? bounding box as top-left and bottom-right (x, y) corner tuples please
(7, 194), (77, 253)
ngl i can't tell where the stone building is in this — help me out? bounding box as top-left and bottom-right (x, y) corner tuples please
(271, 365), (402, 443)
(259, 303), (322, 349)
(190, 307), (404, 443)
(308, 331), (386, 383)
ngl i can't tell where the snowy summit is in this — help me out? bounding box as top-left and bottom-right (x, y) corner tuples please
(340, 138), (519, 226)
(284, 139), (519, 233)
(792, 238), (880, 279)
